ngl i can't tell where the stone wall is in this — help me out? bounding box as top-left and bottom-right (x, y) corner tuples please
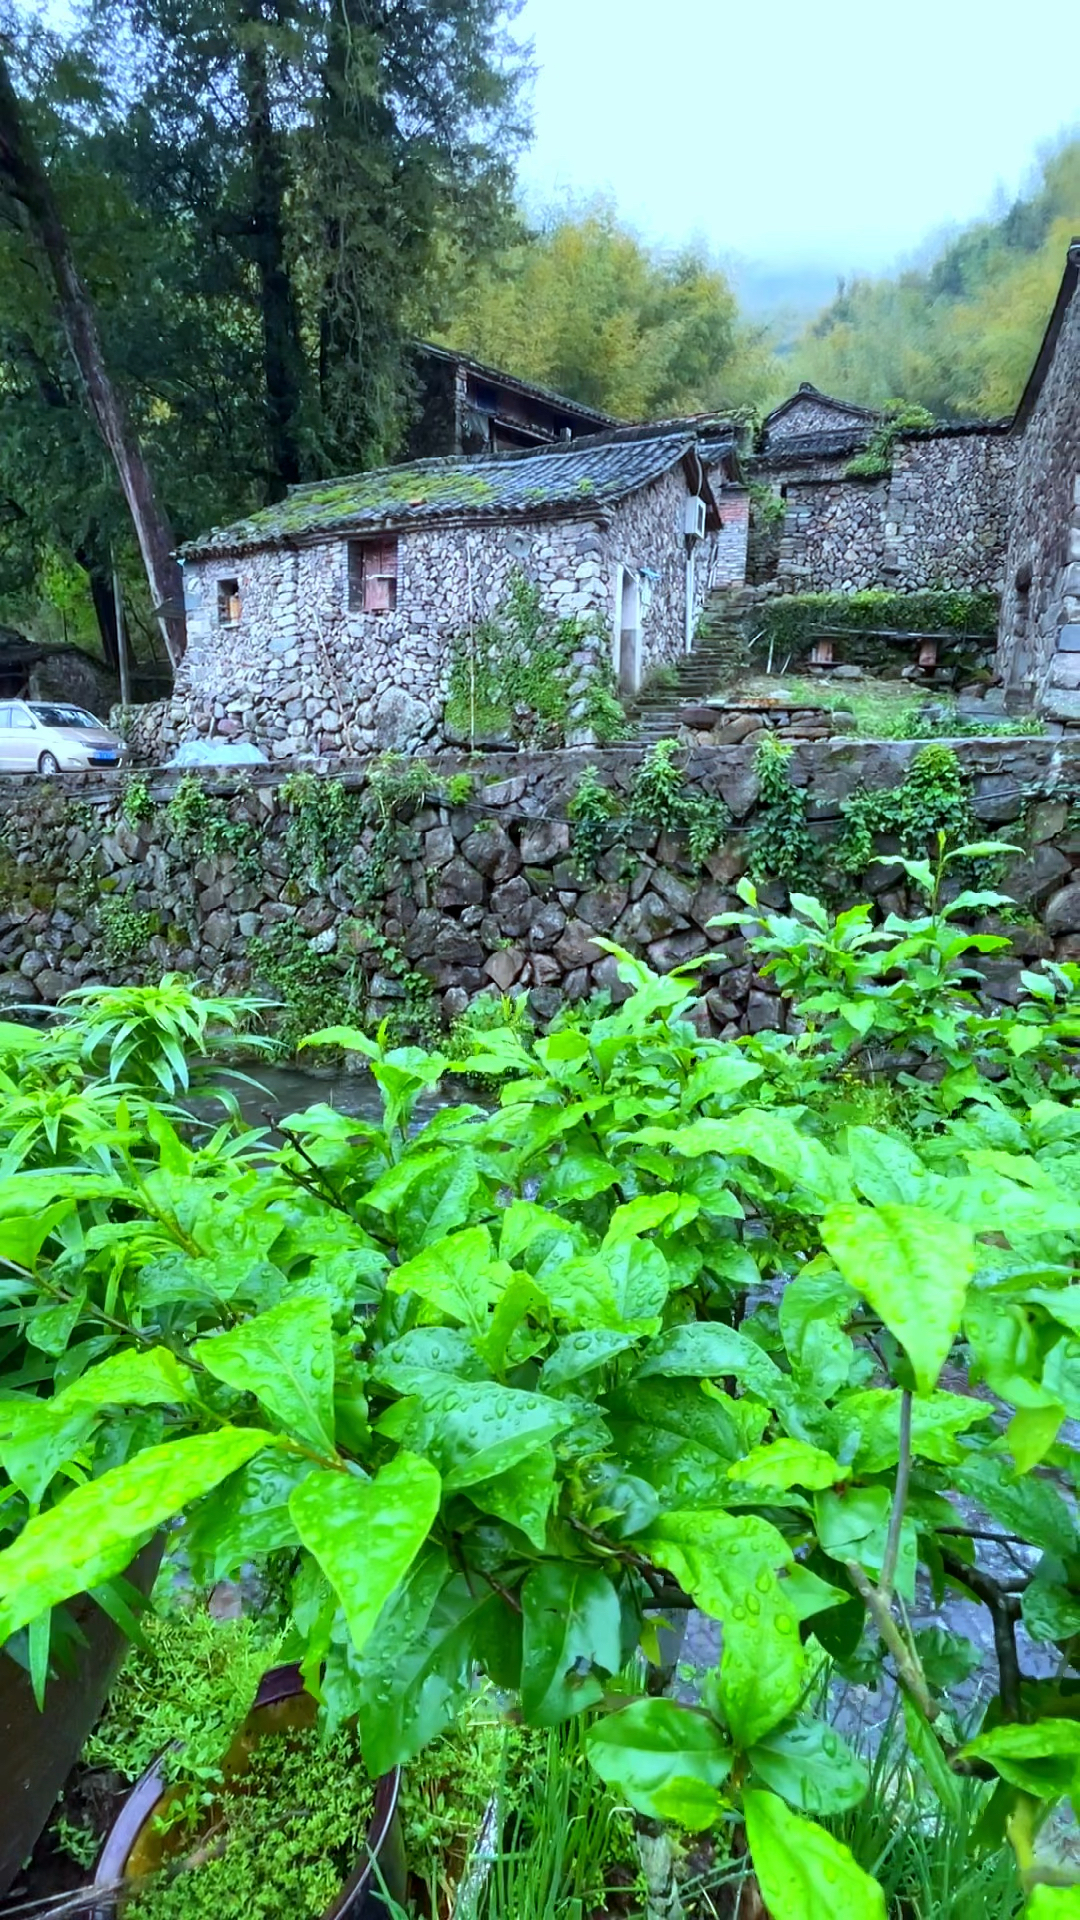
(763, 397), (873, 447)
(883, 434), (1016, 589)
(775, 476), (888, 591)
(707, 485), (749, 589)
(998, 251), (1080, 721)
(762, 431), (1016, 595)
(3, 736), (1080, 1034)
(174, 517), (609, 762)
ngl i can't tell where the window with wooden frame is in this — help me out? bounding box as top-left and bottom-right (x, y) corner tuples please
(348, 536), (399, 613)
(217, 577), (241, 627)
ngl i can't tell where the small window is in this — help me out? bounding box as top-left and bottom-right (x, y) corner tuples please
(10, 706), (34, 730)
(348, 537), (398, 613)
(217, 577), (241, 627)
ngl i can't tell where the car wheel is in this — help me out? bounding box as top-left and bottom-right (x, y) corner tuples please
(37, 752), (60, 776)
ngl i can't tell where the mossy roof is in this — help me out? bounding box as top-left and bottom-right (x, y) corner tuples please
(179, 434), (698, 560)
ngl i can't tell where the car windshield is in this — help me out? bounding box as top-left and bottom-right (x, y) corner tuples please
(27, 705), (101, 729)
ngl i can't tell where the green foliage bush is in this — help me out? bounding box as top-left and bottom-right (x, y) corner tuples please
(843, 400), (936, 478)
(8, 891), (1080, 1915)
(747, 735), (817, 885)
(98, 895), (157, 967)
(836, 744), (976, 875)
(247, 921), (353, 1051)
(445, 571), (629, 747)
(166, 777), (260, 880)
(568, 742), (729, 877)
(759, 589), (999, 658)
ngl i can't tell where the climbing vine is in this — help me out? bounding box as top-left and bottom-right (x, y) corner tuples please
(567, 766), (621, 875)
(166, 776), (261, 880)
(567, 742), (729, 878)
(844, 400), (936, 479)
(746, 736), (818, 886)
(835, 744), (976, 875)
(446, 572), (628, 748)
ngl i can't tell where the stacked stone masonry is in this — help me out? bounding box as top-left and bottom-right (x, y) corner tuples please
(136, 468), (732, 765)
(4, 738), (1080, 1033)
(766, 433), (1017, 595)
(999, 252), (1080, 721)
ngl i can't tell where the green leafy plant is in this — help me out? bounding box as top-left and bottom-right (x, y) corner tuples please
(279, 772), (362, 887)
(84, 1608), (285, 1788)
(124, 1722), (377, 1920)
(121, 775), (156, 826)
(760, 589), (999, 660)
(6, 940), (1080, 1915)
(845, 401), (937, 479)
(247, 921), (354, 1052)
(836, 744), (976, 875)
(446, 571), (596, 747)
(567, 765), (621, 875)
(166, 777), (260, 880)
(582, 667), (633, 744)
(747, 734), (817, 885)
(98, 896), (157, 968)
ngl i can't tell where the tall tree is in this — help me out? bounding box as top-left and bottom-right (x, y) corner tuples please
(436, 200), (777, 420)
(0, 38), (185, 662)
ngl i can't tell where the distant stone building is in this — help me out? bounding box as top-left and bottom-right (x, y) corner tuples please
(997, 243), (1080, 720)
(407, 344), (617, 458)
(751, 383), (1016, 595)
(0, 627), (118, 713)
(140, 427), (745, 761)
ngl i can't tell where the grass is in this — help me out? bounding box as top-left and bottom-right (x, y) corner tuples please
(478, 1714), (642, 1920)
(732, 673), (1045, 741)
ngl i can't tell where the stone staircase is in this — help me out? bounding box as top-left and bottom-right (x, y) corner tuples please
(628, 589), (759, 741)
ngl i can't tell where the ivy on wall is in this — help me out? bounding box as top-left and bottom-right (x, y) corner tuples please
(445, 571), (630, 748)
(568, 740), (730, 878)
(844, 402), (936, 479)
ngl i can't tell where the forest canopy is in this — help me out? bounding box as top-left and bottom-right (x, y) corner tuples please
(786, 136), (1080, 419)
(0, 0), (1078, 663)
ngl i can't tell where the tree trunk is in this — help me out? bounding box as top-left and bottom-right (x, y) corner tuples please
(82, 561), (120, 671)
(0, 49), (185, 666)
(236, 1), (308, 498)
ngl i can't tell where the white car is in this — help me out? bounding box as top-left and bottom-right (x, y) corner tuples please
(0, 701), (129, 774)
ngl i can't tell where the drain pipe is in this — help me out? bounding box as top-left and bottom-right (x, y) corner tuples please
(684, 539), (696, 656)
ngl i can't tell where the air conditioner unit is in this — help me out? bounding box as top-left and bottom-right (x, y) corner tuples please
(684, 495), (707, 540)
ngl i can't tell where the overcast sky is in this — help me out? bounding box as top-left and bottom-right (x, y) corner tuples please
(515, 0), (1080, 279)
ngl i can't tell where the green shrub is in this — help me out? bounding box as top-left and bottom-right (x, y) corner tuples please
(759, 589), (999, 659)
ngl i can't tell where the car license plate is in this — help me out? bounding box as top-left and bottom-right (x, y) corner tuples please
(91, 752), (118, 764)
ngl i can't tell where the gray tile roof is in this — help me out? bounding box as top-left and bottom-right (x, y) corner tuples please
(180, 434), (696, 560)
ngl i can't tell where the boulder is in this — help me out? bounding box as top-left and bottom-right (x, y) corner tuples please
(461, 823), (520, 883)
(435, 857), (485, 910)
(424, 826), (456, 868)
(491, 876), (534, 938)
(484, 948), (525, 992)
(554, 921), (603, 970)
(518, 820), (570, 866)
(528, 902), (568, 952)
(1045, 883), (1080, 936)
(746, 989), (783, 1032)
(0, 973), (39, 1004)
(1000, 843), (1072, 908)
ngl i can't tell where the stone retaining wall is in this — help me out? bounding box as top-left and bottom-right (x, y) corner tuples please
(762, 432), (1016, 595)
(2, 738), (1079, 1036)
(998, 249), (1080, 721)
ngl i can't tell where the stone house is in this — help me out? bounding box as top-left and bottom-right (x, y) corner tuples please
(406, 343), (618, 457)
(997, 242), (1080, 721)
(151, 427), (745, 761)
(751, 382), (1016, 594)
